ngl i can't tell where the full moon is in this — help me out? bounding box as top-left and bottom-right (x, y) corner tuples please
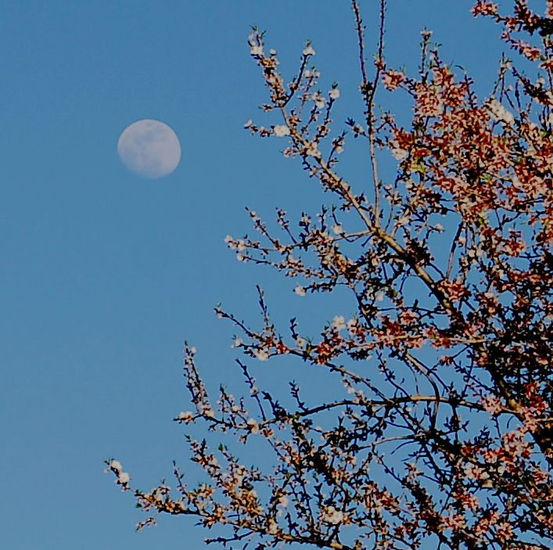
(117, 119), (181, 179)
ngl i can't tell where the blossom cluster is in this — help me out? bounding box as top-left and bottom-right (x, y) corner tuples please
(109, 2), (553, 549)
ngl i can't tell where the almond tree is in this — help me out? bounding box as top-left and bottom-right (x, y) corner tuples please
(108, 2), (553, 548)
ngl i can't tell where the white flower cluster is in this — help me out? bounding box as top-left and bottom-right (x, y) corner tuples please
(254, 349), (269, 361)
(176, 411), (195, 423)
(232, 336), (243, 348)
(332, 315), (346, 331)
(312, 92), (326, 109)
(304, 69), (320, 79)
(486, 98), (515, 125)
(248, 32), (264, 57)
(224, 234), (246, 251)
(246, 418), (259, 433)
(273, 125), (290, 137)
(391, 147), (408, 161)
(250, 44), (263, 56)
(305, 142), (320, 157)
(200, 406), (215, 418)
(329, 87), (340, 100)
(321, 505), (344, 524)
(267, 518), (279, 534)
(109, 459), (130, 486)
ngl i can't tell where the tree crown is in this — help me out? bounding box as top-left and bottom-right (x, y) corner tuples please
(108, 2), (553, 549)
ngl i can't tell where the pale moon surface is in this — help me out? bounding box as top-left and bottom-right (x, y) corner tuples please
(117, 119), (181, 179)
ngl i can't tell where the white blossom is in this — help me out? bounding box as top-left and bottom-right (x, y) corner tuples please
(303, 44), (316, 56)
(329, 87), (340, 100)
(177, 411), (194, 423)
(294, 285), (306, 296)
(110, 459), (122, 472)
(391, 147), (408, 161)
(332, 315), (346, 331)
(304, 69), (320, 78)
(273, 125), (290, 137)
(250, 45), (263, 56)
(254, 349), (269, 361)
(118, 472), (130, 484)
(321, 506), (344, 525)
(246, 418), (259, 433)
(232, 337), (243, 348)
(333, 137), (345, 154)
(486, 98), (515, 125)
(305, 142), (320, 157)
(312, 92), (325, 109)
(267, 519), (279, 534)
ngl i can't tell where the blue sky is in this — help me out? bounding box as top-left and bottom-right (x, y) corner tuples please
(0, 2), (503, 548)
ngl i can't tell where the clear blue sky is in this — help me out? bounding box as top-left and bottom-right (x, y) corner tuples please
(0, 2), (502, 548)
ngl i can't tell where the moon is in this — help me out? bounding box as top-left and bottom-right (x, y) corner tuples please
(117, 119), (181, 179)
